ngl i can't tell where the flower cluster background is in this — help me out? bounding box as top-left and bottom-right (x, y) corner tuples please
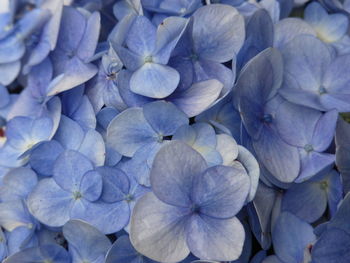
(0, 0), (350, 262)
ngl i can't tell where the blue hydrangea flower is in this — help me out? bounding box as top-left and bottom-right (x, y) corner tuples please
(280, 35), (350, 112)
(169, 4), (245, 96)
(130, 141), (250, 262)
(0, 3), (50, 85)
(107, 100), (188, 185)
(87, 45), (126, 113)
(115, 15), (188, 98)
(50, 6), (100, 93)
(29, 115), (105, 176)
(27, 150), (129, 234)
(235, 48), (300, 184)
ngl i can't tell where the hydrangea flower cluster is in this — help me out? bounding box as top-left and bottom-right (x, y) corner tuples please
(0, 0), (350, 262)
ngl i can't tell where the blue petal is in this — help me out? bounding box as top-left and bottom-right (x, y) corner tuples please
(150, 141), (207, 207)
(29, 140), (64, 176)
(126, 15), (157, 56)
(117, 70), (154, 107)
(235, 48), (283, 139)
(124, 141), (162, 187)
(143, 100), (188, 136)
(248, 182), (278, 250)
(274, 101), (322, 148)
(0, 61), (21, 86)
(27, 178), (73, 227)
(78, 129), (106, 167)
(236, 145), (260, 202)
(321, 54), (350, 112)
(170, 79), (223, 117)
(253, 126), (300, 183)
(192, 4), (245, 62)
(304, 2), (349, 43)
(130, 192), (190, 262)
(191, 165), (250, 218)
(48, 56), (98, 96)
(282, 180), (327, 223)
(107, 107), (157, 157)
(70, 200), (130, 234)
(79, 171), (103, 202)
(63, 219), (111, 263)
(154, 17), (188, 64)
(237, 9), (274, 71)
(335, 118), (350, 194)
(312, 228), (350, 263)
(106, 235), (158, 263)
(76, 12), (100, 60)
(0, 200), (35, 231)
(273, 18), (316, 48)
(53, 115), (84, 150)
(0, 167), (38, 201)
(97, 166), (130, 203)
(186, 215), (245, 261)
(272, 212), (315, 263)
(130, 63), (180, 99)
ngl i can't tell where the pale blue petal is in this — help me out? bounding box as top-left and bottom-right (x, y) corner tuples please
(170, 79), (223, 117)
(53, 115), (84, 150)
(70, 200), (130, 234)
(143, 100), (188, 136)
(0, 167), (38, 201)
(27, 178), (73, 227)
(130, 63), (180, 99)
(192, 4), (245, 62)
(192, 165), (250, 218)
(130, 192), (190, 262)
(97, 166), (130, 203)
(186, 215), (245, 261)
(272, 212), (315, 263)
(78, 129), (106, 167)
(63, 219), (111, 263)
(126, 15), (157, 56)
(106, 107), (157, 157)
(273, 18), (316, 48)
(79, 171), (102, 202)
(150, 141), (207, 207)
(282, 180), (327, 223)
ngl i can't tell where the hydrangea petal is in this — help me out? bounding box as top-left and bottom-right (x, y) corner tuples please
(130, 192), (190, 263)
(150, 141), (207, 207)
(130, 63), (180, 99)
(186, 215), (245, 261)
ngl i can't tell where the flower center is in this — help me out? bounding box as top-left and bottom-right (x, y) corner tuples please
(318, 85), (327, 95)
(320, 181), (328, 190)
(262, 114), (273, 123)
(190, 204), (201, 214)
(144, 55), (153, 63)
(73, 191), (83, 200)
(125, 194), (134, 202)
(304, 144), (314, 153)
